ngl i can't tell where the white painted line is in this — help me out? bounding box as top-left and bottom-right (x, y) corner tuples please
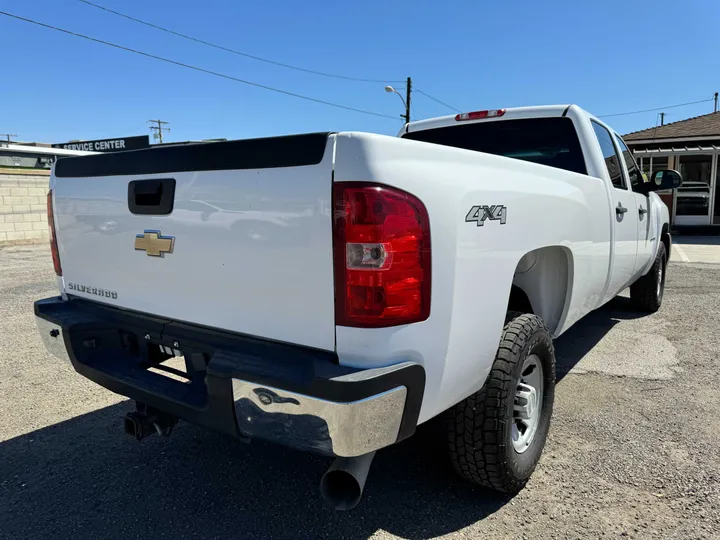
(674, 244), (690, 262)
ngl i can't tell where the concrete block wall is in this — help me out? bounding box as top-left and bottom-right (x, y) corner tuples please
(0, 168), (51, 246)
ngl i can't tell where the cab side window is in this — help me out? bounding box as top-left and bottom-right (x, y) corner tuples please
(614, 135), (643, 192)
(591, 121), (626, 190)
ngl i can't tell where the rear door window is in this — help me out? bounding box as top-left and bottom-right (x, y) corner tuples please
(591, 121), (626, 190)
(614, 135), (644, 191)
(403, 117), (587, 175)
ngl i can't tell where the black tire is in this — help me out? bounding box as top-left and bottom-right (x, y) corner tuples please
(630, 242), (666, 313)
(446, 312), (555, 494)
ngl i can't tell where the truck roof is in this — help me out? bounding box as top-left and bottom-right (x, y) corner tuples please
(403, 104), (584, 135)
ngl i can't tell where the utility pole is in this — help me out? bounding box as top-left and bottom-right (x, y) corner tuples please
(714, 92), (718, 112)
(148, 120), (170, 144)
(659, 112), (665, 126)
(0, 133), (17, 143)
(404, 77), (412, 124)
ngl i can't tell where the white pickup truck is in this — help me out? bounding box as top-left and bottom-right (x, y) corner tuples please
(35, 105), (681, 509)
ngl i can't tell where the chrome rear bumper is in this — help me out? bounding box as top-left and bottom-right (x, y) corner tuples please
(233, 376), (408, 457)
(36, 316), (71, 364)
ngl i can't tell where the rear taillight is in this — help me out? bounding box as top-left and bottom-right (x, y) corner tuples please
(47, 190), (62, 276)
(455, 109), (506, 121)
(333, 182), (431, 327)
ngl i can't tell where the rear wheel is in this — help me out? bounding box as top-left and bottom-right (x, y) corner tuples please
(630, 242), (666, 313)
(446, 312), (555, 494)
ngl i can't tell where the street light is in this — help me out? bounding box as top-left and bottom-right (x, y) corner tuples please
(384, 85), (407, 110)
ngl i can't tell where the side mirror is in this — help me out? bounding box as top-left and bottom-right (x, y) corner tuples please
(647, 169), (682, 192)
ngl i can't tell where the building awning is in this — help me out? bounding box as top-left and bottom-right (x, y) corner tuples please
(632, 144), (720, 156)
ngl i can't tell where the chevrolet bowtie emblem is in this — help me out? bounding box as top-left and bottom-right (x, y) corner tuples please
(134, 230), (175, 257)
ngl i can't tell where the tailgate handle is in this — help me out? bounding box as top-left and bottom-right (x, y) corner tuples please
(128, 179), (176, 215)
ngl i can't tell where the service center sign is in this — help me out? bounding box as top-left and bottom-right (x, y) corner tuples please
(52, 135), (150, 153)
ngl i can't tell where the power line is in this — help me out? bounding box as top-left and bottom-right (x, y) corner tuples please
(0, 10), (398, 120)
(80, 0), (461, 121)
(414, 89), (461, 113)
(598, 98), (713, 118)
(77, 0), (403, 84)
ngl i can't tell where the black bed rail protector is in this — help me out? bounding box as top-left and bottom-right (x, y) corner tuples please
(54, 132), (333, 178)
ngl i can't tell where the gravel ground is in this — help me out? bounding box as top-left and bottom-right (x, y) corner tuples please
(1, 245), (718, 540)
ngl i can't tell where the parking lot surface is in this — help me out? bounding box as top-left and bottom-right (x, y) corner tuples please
(1, 244), (719, 540)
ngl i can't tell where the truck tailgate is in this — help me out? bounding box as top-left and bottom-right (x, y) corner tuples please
(51, 133), (336, 351)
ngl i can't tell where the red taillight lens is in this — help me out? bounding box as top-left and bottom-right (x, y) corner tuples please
(333, 182), (431, 327)
(47, 190), (62, 276)
(455, 109), (506, 121)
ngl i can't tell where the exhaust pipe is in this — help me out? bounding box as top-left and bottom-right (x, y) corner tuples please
(319, 451), (376, 510)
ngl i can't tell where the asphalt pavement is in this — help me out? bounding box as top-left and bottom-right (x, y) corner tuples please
(1, 244), (719, 540)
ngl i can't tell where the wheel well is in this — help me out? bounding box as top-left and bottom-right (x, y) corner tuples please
(510, 246), (573, 336)
(507, 285), (533, 314)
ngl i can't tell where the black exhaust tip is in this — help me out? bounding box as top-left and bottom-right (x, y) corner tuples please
(319, 452), (376, 511)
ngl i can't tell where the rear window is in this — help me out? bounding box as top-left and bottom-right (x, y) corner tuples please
(403, 117), (587, 175)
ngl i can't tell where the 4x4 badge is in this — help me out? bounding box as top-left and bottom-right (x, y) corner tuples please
(465, 205), (507, 226)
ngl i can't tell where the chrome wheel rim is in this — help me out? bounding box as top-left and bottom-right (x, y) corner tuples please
(512, 354), (544, 454)
(657, 263), (663, 300)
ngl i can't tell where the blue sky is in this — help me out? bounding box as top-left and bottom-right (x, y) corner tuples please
(2, 0), (719, 144)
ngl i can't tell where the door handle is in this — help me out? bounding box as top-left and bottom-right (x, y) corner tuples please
(639, 206), (648, 218)
(616, 203), (628, 215)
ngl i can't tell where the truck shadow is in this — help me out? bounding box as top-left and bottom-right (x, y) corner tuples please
(0, 403), (507, 540)
(554, 295), (648, 382)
